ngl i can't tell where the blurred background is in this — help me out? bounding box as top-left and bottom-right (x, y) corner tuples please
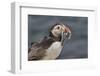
(28, 15), (88, 59)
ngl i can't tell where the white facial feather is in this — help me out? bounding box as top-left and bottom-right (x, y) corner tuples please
(51, 25), (63, 37)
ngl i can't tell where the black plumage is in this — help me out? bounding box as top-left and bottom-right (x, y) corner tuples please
(28, 37), (58, 60)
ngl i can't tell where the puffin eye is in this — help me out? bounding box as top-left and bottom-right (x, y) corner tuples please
(57, 26), (60, 29)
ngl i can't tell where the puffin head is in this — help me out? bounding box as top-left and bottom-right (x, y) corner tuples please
(49, 23), (72, 40)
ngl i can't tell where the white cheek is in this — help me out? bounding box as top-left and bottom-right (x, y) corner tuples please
(52, 30), (61, 37)
(55, 30), (61, 34)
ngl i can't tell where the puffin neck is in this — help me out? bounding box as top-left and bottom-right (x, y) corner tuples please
(49, 35), (61, 42)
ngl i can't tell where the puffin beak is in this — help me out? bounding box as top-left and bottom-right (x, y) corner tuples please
(64, 26), (72, 39)
(61, 25), (72, 45)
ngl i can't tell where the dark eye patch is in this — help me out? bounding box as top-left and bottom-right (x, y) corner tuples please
(57, 26), (60, 29)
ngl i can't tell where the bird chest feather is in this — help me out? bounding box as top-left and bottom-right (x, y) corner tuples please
(42, 42), (62, 60)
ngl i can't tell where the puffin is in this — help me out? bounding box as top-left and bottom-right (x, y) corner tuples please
(28, 23), (72, 61)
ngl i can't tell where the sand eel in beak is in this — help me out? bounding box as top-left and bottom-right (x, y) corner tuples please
(28, 23), (72, 60)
